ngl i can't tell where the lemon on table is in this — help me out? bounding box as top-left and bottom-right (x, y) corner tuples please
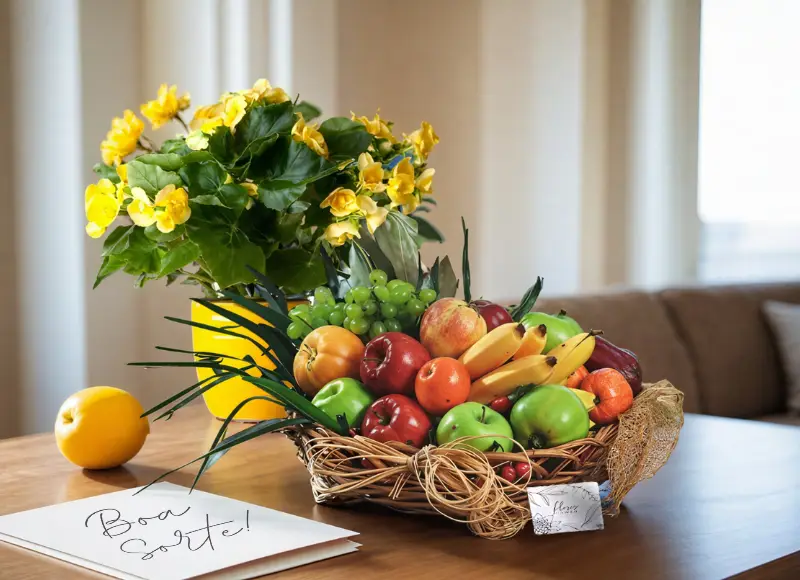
(55, 386), (150, 470)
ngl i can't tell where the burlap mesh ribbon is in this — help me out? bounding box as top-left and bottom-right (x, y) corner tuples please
(289, 380), (684, 540)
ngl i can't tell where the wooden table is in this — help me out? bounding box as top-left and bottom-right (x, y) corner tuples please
(2, 406), (800, 580)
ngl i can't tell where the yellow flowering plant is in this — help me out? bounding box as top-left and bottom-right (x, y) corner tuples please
(88, 80), (443, 296)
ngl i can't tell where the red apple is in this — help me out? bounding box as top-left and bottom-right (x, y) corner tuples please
(471, 300), (514, 331)
(360, 332), (431, 397)
(419, 298), (487, 358)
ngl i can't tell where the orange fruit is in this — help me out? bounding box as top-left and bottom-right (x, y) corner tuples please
(55, 387), (149, 469)
(414, 357), (470, 416)
(566, 365), (589, 389)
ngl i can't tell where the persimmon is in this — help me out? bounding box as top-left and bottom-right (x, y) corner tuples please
(580, 368), (634, 425)
(293, 326), (365, 396)
(414, 357), (470, 416)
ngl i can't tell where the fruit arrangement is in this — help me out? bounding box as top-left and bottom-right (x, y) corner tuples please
(139, 222), (684, 540)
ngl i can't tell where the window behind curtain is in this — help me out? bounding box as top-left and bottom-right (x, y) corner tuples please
(698, 0), (800, 283)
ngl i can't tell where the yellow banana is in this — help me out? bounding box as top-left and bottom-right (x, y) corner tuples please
(513, 323), (547, 360)
(468, 354), (558, 404)
(459, 322), (526, 380)
(548, 331), (601, 384)
(569, 387), (597, 411)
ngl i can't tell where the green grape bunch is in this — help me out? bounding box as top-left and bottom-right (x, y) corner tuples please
(285, 269), (438, 342)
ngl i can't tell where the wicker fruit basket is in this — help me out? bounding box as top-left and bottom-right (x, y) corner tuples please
(284, 381), (684, 540)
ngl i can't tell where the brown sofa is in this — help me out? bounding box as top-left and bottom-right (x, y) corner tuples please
(534, 281), (800, 425)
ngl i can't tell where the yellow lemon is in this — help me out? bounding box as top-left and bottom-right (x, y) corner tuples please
(55, 387), (150, 470)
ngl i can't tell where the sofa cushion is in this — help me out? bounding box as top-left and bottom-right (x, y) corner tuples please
(756, 413), (800, 427)
(660, 282), (800, 418)
(763, 301), (800, 413)
(535, 291), (701, 412)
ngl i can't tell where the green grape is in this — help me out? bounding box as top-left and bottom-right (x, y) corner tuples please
(329, 310), (345, 326)
(345, 303), (363, 319)
(369, 321), (387, 338)
(352, 286), (371, 304)
(384, 318), (402, 332)
(343, 316), (352, 329)
(389, 286), (411, 305)
(293, 304), (310, 314)
(372, 285), (390, 302)
(380, 302), (398, 318)
(333, 302), (346, 314)
(387, 279), (405, 291)
(363, 299), (378, 316)
(311, 304), (332, 320)
(369, 269), (388, 286)
(286, 322), (303, 339)
(313, 286), (333, 304)
(400, 281), (416, 293)
(419, 288), (437, 304)
(345, 289), (355, 304)
(349, 317), (370, 335)
(311, 317), (328, 329)
(406, 298), (426, 317)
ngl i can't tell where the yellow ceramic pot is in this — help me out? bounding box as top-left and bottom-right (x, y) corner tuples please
(191, 299), (305, 422)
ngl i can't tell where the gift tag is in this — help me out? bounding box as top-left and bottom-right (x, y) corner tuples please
(527, 482), (604, 535)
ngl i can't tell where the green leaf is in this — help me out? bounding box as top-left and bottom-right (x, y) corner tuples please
(318, 117), (371, 159)
(186, 222), (265, 289)
(93, 255), (125, 288)
(93, 163), (120, 183)
(179, 161), (226, 197)
(119, 227), (162, 274)
(347, 242), (373, 288)
(257, 180), (306, 211)
(235, 102), (294, 148)
(158, 241), (200, 276)
(162, 315), (272, 358)
(438, 255), (459, 298)
(218, 289), (292, 333)
(295, 101), (322, 121)
(461, 217), (472, 303)
(422, 257), (440, 291)
(136, 153), (183, 171)
(144, 223), (185, 242)
(267, 137), (325, 183)
(181, 151), (214, 164)
(276, 212), (304, 243)
(413, 215), (445, 244)
(356, 225), (396, 279)
(247, 267), (288, 314)
(264, 248), (326, 294)
(127, 160), (183, 196)
(102, 225), (133, 256)
(160, 138), (190, 155)
(510, 277), (544, 321)
(208, 126), (235, 163)
(374, 211), (419, 285)
(191, 195), (228, 207)
(218, 184), (249, 215)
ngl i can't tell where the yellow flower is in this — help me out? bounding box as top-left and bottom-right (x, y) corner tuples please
(242, 182), (258, 210)
(127, 187), (157, 228)
(416, 167), (435, 195)
(357, 152), (386, 193)
(190, 102), (225, 133)
(154, 184), (191, 233)
(186, 130), (209, 150)
(242, 79), (291, 104)
(222, 94), (248, 131)
(357, 195), (389, 234)
(386, 157), (417, 212)
(140, 84), (191, 130)
(407, 121), (439, 161)
(351, 111), (395, 142)
(291, 113), (328, 157)
(321, 187), (360, 217)
(100, 110), (144, 166)
(116, 164), (128, 183)
(84, 179), (122, 238)
(324, 220), (361, 247)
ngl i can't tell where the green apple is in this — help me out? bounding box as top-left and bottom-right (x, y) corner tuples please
(521, 310), (583, 353)
(312, 378), (375, 428)
(436, 402), (515, 452)
(510, 384), (589, 449)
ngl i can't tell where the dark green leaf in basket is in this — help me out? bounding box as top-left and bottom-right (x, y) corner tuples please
(294, 101), (322, 121)
(461, 217), (472, 303)
(510, 277), (544, 321)
(248, 267), (289, 315)
(319, 246), (343, 298)
(421, 256), (440, 292)
(318, 117), (371, 160)
(413, 215), (445, 244)
(438, 255), (459, 298)
(374, 211), (419, 285)
(416, 252), (424, 292)
(336, 414), (350, 434)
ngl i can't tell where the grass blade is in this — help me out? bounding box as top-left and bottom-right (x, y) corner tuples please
(246, 267), (287, 313)
(218, 289), (292, 332)
(141, 373), (221, 418)
(461, 217), (472, 303)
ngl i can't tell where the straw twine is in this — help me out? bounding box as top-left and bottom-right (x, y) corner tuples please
(284, 380), (683, 540)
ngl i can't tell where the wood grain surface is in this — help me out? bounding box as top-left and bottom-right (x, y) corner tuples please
(1, 407), (799, 580)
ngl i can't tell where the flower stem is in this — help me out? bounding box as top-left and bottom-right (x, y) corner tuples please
(176, 113), (190, 133)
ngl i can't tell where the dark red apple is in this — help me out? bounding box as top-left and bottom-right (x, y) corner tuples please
(471, 300), (513, 332)
(360, 332), (431, 396)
